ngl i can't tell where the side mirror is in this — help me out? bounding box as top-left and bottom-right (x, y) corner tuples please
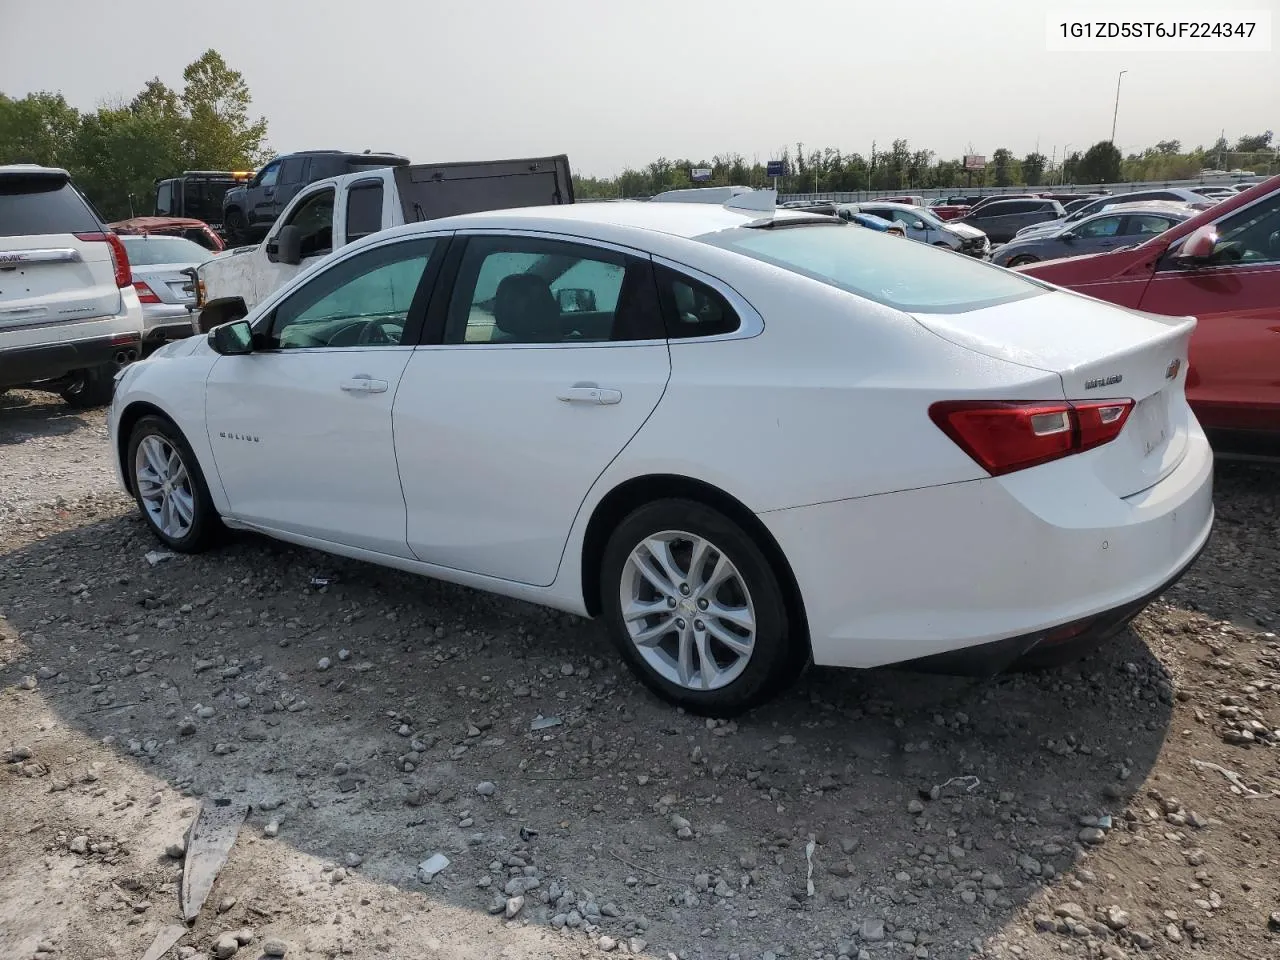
(1176, 225), (1219, 262)
(269, 225), (303, 265)
(208, 319), (254, 355)
(1060, 231), (1075, 242)
(912, 221), (926, 230)
(557, 288), (597, 313)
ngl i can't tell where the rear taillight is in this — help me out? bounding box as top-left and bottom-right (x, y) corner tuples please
(929, 399), (1134, 476)
(133, 280), (161, 304)
(74, 231), (133, 287)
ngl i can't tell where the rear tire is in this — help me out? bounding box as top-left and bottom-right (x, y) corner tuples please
(60, 363), (116, 408)
(599, 498), (801, 716)
(127, 415), (222, 553)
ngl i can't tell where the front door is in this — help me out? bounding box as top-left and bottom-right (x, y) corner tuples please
(247, 160), (281, 229)
(1140, 189), (1280, 434)
(256, 187), (336, 308)
(206, 235), (442, 555)
(394, 233), (671, 586)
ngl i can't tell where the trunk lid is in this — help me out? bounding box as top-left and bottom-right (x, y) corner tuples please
(1, 171), (120, 332)
(133, 262), (199, 304)
(913, 290), (1196, 497)
(393, 155), (574, 223)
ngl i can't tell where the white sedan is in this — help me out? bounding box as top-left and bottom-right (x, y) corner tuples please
(108, 197), (1214, 714)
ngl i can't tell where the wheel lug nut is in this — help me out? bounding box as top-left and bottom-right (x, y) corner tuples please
(679, 583), (691, 596)
(675, 618), (686, 630)
(697, 598), (708, 610)
(694, 620), (705, 631)
(666, 597), (677, 609)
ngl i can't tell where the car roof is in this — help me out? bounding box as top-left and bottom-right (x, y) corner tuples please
(0, 164), (70, 179)
(398, 200), (823, 241)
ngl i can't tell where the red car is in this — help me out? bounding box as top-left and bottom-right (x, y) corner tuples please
(1018, 175), (1280, 448)
(109, 216), (225, 252)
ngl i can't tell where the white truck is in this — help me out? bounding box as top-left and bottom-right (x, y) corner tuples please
(192, 155), (574, 332)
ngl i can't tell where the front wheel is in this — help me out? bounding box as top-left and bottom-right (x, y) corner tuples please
(127, 416), (221, 552)
(1007, 254), (1040, 267)
(599, 499), (801, 716)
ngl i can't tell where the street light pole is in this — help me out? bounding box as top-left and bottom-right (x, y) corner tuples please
(1110, 70), (1128, 144)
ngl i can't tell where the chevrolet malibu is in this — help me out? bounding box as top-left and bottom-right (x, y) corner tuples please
(109, 198), (1214, 714)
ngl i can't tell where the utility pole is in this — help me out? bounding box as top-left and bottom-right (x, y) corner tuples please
(1110, 69), (1128, 144)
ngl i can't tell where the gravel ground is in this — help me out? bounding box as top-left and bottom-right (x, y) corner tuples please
(2, 388), (1278, 960)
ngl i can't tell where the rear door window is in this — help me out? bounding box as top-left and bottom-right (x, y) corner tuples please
(345, 181), (385, 243)
(0, 176), (101, 236)
(279, 157), (310, 185)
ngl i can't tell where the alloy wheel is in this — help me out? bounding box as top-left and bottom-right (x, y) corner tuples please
(134, 434), (195, 539)
(619, 530), (757, 691)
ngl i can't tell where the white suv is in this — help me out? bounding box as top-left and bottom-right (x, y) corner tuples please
(0, 165), (144, 407)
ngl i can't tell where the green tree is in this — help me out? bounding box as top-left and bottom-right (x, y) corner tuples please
(1155, 139), (1181, 155)
(1076, 141), (1122, 183)
(1021, 152), (1047, 186)
(1233, 130), (1272, 153)
(991, 147), (1014, 186)
(180, 49), (269, 169)
(0, 91), (80, 166)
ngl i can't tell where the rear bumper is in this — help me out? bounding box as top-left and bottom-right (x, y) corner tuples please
(0, 330), (142, 388)
(759, 427), (1215, 670)
(142, 303), (196, 341)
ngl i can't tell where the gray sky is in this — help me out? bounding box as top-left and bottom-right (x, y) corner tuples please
(1, 0), (1275, 176)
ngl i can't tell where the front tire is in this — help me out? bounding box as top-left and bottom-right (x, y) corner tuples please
(127, 416), (221, 552)
(60, 363), (117, 408)
(1007, 254), (1040, 267)
(599, 499), (800, 716)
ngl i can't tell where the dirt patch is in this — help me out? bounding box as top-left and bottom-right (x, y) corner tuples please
(1, 395), (1278, 960)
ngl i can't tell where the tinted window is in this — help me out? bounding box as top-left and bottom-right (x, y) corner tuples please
(1212, 190), (1280, 264)
(281, 189), (335, 259)
(1125, 215), (1178, 236)
(269, 238), (436, 349)
(445, 236), (663, 345)
(119, 236), (213, 265)
(701, 223), (1045, 314)
(1076, 215), (1122, 238)
(279, 157), (309, 184)
(155, 181), (174, 216)
(345, 182), (384, 243)
(256, 161), (281, 189)
(655, 266), (741, 338)
(0, 176), (101, 236)
(188, 180), (233, 222)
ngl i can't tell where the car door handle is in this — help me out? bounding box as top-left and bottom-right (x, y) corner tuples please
(557, 384), (621, 405)
(341, 375), (388, 394)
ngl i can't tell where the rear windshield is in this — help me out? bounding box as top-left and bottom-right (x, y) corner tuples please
(0, 176), (101, 236)
(185, 181), (233, 222)
(119, 235), (213, 265)
(700, 223), (1046, 314)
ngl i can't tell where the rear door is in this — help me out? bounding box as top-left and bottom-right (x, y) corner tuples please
(1138, 188), (1280, 434)
(0, 171), (121, 335)
(394, 232), (670, 586)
